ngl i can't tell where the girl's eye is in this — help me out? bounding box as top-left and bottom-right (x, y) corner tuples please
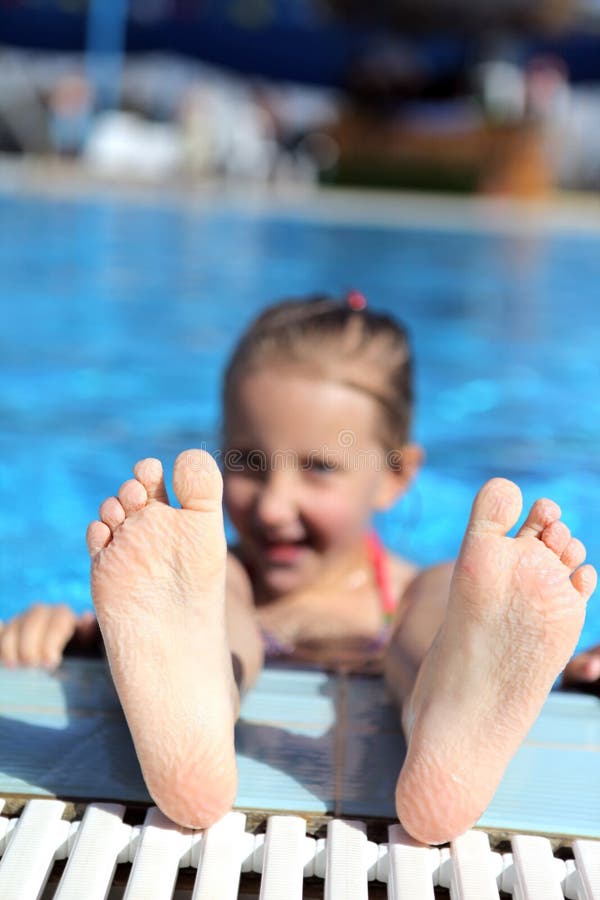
(303, 457), (339, 474)
(224, 448), (267, 477)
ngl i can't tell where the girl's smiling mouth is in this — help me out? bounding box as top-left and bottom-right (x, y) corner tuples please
(260, 537), (311, 565)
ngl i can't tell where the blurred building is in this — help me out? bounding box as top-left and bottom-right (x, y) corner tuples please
(1, 0), (600, 193)
(323, 0), (578, 31)
(2, 0), (600, 86)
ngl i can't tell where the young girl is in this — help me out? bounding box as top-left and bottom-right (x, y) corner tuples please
(0, 295), (596, 846)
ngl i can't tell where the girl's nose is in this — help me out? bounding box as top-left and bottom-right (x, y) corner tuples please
(253, 472), (299, 528)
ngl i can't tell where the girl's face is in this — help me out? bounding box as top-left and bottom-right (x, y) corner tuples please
(223, 369), (412, 598)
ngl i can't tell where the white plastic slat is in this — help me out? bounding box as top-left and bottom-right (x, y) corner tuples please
(191, 811), (246, 900)
(437, 847), (453, 888)
(500, 852), (516, 894)
(53, 803), (127, 900)
(563, 859), (579, 900)
(511, 834), (565, 900)
(573, 840), (600, 900)
(450, 831), (501, 900)
(258, 815), (306, 900)
(314, 837), (327, 878)
(0, 812), (15, 854)
(124, 825), (142, 864)
(124, 806), (190, 900)
(240, 829), (256, 874)
(54, 820), (79, 861)
(325, 818), (368, 900)
(386, 823), (435, 899)
(0, 798), (65, 900)
(252, 833), (266, 873)
(2, 799), (600, 898)
(180, 829), (203, 870)
(302, 836), (317, 878)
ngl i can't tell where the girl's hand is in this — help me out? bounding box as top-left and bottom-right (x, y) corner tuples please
(562, 643), (600, 694)
(0, 605), (98, 670)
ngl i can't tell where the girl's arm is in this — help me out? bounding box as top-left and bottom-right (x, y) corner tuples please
(562, 643), (600, 693)
(0, 605), (100, 669)
(0, 556), (263, 689)
(225, 552), (264, 698)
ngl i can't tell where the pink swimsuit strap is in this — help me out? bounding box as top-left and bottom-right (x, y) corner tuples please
(365, 531), (397, 619)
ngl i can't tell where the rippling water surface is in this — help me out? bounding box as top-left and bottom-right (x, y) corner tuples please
(1, 192), (599, 650)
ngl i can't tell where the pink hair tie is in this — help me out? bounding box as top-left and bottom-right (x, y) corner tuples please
(347, 290), (367, 311)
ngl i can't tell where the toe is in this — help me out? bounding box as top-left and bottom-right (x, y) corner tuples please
(571, 563), (597, 602)
(516, 497), (561, 539)
(86, 520), (111, 556)
(134, 458), (170, 504)
(561, 537), (586, 572)
(466, 478), (523, 536)
(173, 449), (223, 512)
(118, 478), (148, 515)
(99, 496), (126, 532)
(540, 520), (571, 557)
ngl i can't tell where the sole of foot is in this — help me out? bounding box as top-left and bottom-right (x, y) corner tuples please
(395, 477), (596, 845)
(87, 450), (238, 828)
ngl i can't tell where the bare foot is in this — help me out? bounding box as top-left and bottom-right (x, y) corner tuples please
(395, 478), (597, 845)
(87, 450), (237, 828)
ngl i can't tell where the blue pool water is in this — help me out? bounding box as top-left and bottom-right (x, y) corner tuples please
(1, 190), (600, 652)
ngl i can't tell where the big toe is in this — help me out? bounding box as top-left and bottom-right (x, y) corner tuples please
(172, 449), (223, 512)
(466, 477), (523, 536)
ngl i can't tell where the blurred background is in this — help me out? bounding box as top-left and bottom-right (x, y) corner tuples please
(1, 1), (600, 659)
(1, 0), (600, 191)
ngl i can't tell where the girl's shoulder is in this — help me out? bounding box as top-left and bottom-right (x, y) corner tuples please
(226, 548), (254, 606)
(383, 552), (454, 624)
(385, 552), (420, 604)
(394, 557), (455, 603)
